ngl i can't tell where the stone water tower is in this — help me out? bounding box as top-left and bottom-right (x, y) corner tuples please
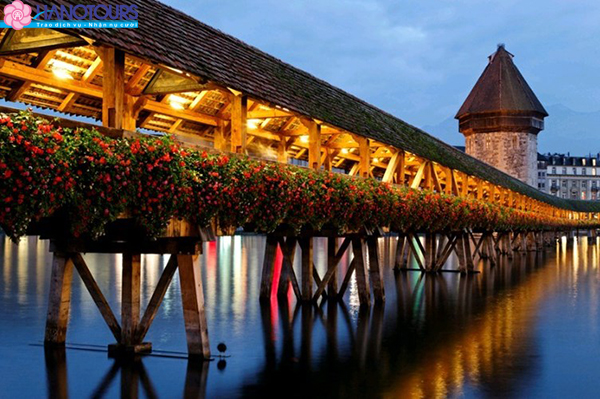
(456, 44), (548, 187)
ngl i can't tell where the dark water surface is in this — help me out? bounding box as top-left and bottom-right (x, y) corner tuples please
(1, 235), (600, 398)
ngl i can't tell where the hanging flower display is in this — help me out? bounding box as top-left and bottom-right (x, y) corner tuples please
(0, 110), (597, 242)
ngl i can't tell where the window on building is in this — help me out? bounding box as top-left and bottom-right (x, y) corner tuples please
(562, 180), (567, 187)
(583, 168), (587, 175)
(594, 159), (597, 166)
(583, 159), (587, 166)
(573, 168), (577, 175)
(582, 181), (587, 188)
(563, 167), (567, 174)
(582, 191), (587, 200)
(552, 167), (556, 174)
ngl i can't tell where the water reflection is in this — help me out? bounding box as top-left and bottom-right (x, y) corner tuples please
(2, 235), (600, 397)
(43, 346), (208, 399)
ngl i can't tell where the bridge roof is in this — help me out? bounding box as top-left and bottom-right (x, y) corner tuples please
(0, 0), (597, 213)
(456, 45), (548, 118)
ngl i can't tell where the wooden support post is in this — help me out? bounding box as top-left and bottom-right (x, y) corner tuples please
(100, 46), (126, 129)
(260, 235), (279, 302)
(455, 234), (467, 273)
(308, 121), (322, 170)
(121, 253), (141, 346)
(178, 254), (211, 359)
(463, 232), (475, 271)
(214, 120), (228, 151)
(486, 236), (497, 267)
(327, 237), (338, 296)
(230, 94), (247, 153)
(45, 253), (74, 345)
(357, 136), (370, 178)
(394, 235), (407, 270)
(299, 237), (314, 302)
(367, 237), (385, 303)
(352, 238), (371, 306)
(278, 237), (299, 299)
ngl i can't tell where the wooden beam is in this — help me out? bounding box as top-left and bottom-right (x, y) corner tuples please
(307, 120), (322, 170)
(126, 63), (151, 95)
(44, 253), (74, 344)
(121, 253), (141, 345)
(100, 46), (126, 128)
(178, 254), (211, 359)
(136, 255), (179, 342)
(410, 162), (427, 189)
(71, 253), (121, 342)
(382, 151), (400, 183)
(0, 59), (219, 127)
(430, 162), (442, 192)
(247, 109), (292, 119)
(144, 100), (219, 127)
(356, 136), (370, 178)
(230, 94), (247, 153)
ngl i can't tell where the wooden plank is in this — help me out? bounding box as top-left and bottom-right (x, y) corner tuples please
(178, 254), (211, 358)
(44, 253), (74, 344)
(230, 94), (247, 153)
(367, 237), (385, 303)
(121, 253), (141, 345)
(71, 253), (121, 342)
(299, 237), (314, 301)
(259, 235), (279, 301)
(136, 255), (179, 342)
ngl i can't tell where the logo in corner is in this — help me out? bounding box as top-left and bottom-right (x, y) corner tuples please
(4, 1), (32, 30)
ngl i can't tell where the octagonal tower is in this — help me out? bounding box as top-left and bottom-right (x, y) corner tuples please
(456, 44), (548, 187)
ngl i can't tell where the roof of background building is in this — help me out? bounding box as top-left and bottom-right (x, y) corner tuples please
(1, 0), (598, 212)
(456, 45), (548, 118)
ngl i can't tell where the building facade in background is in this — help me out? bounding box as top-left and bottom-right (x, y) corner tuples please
(456, 45), (548, 187)
(538, 153), (600, 200)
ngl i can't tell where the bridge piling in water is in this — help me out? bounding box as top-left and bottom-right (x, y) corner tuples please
(39, 219), (212, 359)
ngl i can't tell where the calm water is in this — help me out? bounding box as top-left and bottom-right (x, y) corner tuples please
(1, 234), (600, 398)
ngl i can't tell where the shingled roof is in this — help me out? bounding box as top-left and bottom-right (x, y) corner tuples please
(456, 45), (548, 118)
(1, 0), (598, 213)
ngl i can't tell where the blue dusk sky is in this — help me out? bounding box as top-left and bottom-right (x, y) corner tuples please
(162, 0), (600, 154)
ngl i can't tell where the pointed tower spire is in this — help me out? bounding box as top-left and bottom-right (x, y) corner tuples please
(456, 45), (548, 187)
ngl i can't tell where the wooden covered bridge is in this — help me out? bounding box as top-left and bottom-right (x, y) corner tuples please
(0, 0), (599, 359)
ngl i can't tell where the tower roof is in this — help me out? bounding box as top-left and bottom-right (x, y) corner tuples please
(456, 45), (548, 118)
